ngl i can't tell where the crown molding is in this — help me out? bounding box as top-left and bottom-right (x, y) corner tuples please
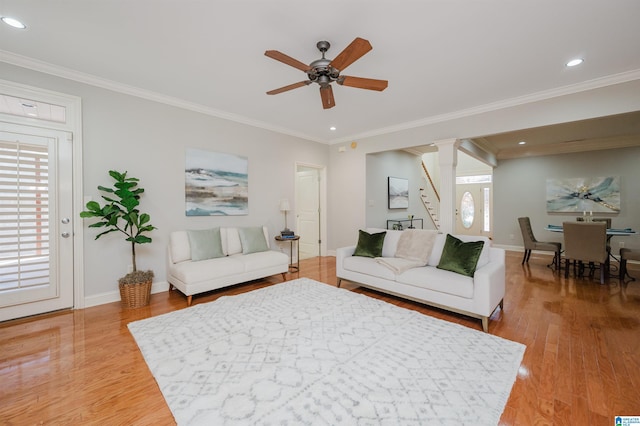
(3, 49), (639, 148)
(0, 50), (326, 144)
(330, 69), (640, 144)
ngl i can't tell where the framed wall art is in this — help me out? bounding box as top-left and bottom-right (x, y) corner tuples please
(546, 176), (620, 213)
(185, 148), (248, 216)
(388, 176), (409, 209)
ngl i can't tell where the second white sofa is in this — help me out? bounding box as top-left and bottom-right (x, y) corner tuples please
(336, 228), (505, 332)
(167, 226), (289, 305)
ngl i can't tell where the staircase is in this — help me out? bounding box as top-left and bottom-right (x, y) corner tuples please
(420, 161), (441, 230)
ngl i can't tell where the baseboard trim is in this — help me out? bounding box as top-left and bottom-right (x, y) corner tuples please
(83, 280), (170, 308)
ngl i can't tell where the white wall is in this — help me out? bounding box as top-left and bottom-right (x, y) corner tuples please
(3, 60), (640, 291)
(328, 79), (640, 250)
(494, 146), (640, 253)
(365, 150), (428, 231)
(0, 62), (329, 300)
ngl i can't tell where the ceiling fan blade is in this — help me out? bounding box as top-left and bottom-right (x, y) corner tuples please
(329, 37), (373, 72)
(266, 81), (311, 95)
(338, 76), (388, 91)
(264, 50), (310, 72)
(320, 85), (335, 109)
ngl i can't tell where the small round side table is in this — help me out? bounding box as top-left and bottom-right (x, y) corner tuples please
(275, 235), (300, 272)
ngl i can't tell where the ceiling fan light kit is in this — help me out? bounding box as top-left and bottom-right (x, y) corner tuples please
(265, 37), (388, 109)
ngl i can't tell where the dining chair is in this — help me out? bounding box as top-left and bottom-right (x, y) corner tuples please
(518, 217), (562, 268)
(620, 248), (640, 281)
(562, 221), (609, 284)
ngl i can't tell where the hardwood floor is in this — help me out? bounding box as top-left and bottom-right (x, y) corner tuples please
(1, 252), (639, 425)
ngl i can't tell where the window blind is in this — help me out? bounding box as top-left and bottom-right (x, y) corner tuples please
(0, 140), (50, 291)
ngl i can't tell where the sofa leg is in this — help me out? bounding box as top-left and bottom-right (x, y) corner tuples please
(169, 283), (175, 291)
(337, 278), (342, 288)
(481, 317), (489, 333)
(186, 295), (192, 306)
(281, 272), (287, 281)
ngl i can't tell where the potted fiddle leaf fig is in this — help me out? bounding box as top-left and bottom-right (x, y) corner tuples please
(80, 170), (157, 308)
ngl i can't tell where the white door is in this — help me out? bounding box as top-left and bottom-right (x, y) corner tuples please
(0, 126), (74, 322)
(296, 169), (320, 259)
(455, 183), (491, 237)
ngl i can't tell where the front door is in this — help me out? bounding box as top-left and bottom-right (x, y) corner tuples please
(0, 125), (74, 322)
(455, 183), (491, 237)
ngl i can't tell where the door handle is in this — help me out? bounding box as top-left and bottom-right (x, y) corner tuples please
(61, 232), (70, 238)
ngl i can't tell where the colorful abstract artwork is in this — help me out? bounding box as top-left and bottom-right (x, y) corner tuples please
(185, 148), (248, 216)
(546, 176), (620, 213)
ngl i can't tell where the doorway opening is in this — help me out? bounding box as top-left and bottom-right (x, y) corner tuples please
(295, 163), (327, 259)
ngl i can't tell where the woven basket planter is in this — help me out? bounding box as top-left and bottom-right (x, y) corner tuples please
(119, 280), (152, 308)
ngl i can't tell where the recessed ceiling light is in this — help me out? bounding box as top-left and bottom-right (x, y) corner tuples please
(1, 16), (26, 29)
(566, 58), (584, 67)
(329, 126), (336, 131)
(518, 141), (526, 145)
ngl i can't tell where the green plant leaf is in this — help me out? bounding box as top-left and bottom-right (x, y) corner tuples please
(109, 170), (125, 181)
(139, 213), (150, 225)
(97, 185), (114, 193)
(81, 170), (155, 268)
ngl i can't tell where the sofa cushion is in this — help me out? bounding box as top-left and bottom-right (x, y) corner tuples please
(397, 266), (474, 299)
(169, 231), (191, 263)
(234, 250), (289, 272)
(238, 226), (269, 254)
(343, 256), (397, 281)
(187, 228), (224, 261)
(224, 228), (243, 255)
(436, 234), (485, 277)
(171, 256), (244, 283)
(367, 228), (402, 258)
(353, 229), (386, 258)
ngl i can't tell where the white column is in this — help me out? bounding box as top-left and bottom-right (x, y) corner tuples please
(433, 138), (460, 234)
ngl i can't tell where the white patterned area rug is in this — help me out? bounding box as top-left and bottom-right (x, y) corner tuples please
(128, 278), (525, 425)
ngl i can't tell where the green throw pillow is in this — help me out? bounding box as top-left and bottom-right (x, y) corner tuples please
(353, 230), (386, 258)
(238, 226), (269, 254)
(436, 234), (485, 277)
(187, 228), (224, 261)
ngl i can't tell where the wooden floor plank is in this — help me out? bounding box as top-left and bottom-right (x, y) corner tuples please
(1, 252), (640, 424)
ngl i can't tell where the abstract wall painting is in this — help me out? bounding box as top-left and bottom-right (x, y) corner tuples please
(388, 177), (409, 209)
(185, 148), (248, 216)
(546, 176), (620, 213)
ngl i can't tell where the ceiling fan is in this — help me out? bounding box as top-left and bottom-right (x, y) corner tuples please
(265, 37), (388, 109)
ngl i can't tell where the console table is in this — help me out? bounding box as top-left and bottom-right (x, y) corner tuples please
(386, 218), (423, 230)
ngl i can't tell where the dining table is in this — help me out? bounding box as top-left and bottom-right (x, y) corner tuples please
(545, 224), (637, 278)
(545, 224), (637, 239)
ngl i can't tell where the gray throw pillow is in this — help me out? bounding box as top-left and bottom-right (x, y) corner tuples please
(238, 226), (269, 254)
(187, 228), (224, 261)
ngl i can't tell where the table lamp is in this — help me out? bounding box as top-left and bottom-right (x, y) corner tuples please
(279, 199), (291, 234)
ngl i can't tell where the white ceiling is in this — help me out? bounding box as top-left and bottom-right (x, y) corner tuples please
(1, 0), (640, 153)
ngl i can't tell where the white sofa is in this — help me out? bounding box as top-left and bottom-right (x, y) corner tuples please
(336, 228), (505, 332)
(167, 226), (289, 305)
